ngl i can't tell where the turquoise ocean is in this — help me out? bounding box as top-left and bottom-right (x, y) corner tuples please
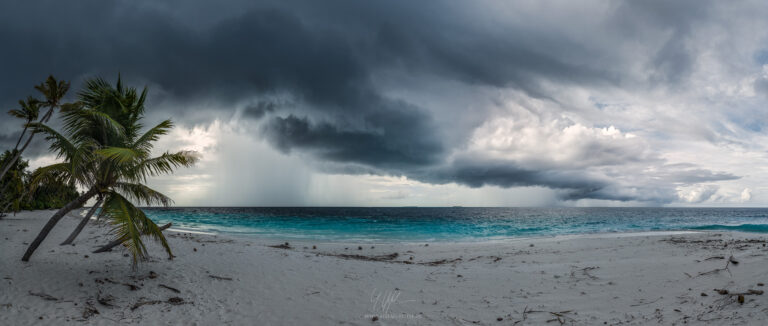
(142, 207), (768, 242)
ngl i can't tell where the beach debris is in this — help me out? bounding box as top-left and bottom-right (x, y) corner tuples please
(738, 295), (745, 304)
(0, 303), (11, 308)
(759, 283), (765, 286)
(159, 284), (181, 293)
(82, 303), (99, 320)
(28, 291), (58, 301)
(130, 299), (164, 310)
(529, 244), (534, 247)
(630, 297), (662, 307)
(330, 252), (399, 262)
(148, 271), (158, 279)
(421, 258), (462, 266)
(703, 256), (725, 261)
(97, 293), (115, 307)
(193, 248), (197, 252)
(570, 266), (600, 281)
(131, 297), (191, 310)
(728, 255), (739, 264)
(715, 289), (729, 295)
(700, 293), (708, 297)
(167, 297), (185, 305)
(209, 275), (233, 281)
(358, 246), (363, 250)
(269, 242), (292, 249)
(371, 316), (379, 321)
(102, 278), (140, 291)
(312, 245), (317, 249)
(697, 254), (734, 277)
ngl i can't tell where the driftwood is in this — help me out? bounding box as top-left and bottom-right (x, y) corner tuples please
(102, 278), (140, 291)
(159, 284), (180, 293)
(93, 223), (171, 253)
(131, 297), (189, 311)
(209, 275), (233, 281)
(28, 291), (57, 301)
(130, 299), (164, 311)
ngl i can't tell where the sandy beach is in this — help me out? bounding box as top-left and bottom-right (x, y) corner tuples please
(2, 210), (768, 325)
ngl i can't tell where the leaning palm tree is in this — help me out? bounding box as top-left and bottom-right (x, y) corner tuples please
(0, 76), (71, 185)
(21, 76), (197, 265)
(8, 97), (41, 151)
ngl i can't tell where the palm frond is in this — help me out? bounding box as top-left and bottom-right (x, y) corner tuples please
(27, 122), (82, 160)
(102, 192), (172, 265)
(133, 120), (173, 152)
(114, 182), (173, 207)
(126, 150), (198, 182)
(95, 147), (142, 164)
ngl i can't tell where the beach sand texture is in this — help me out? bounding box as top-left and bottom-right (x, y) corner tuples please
(2, 210), (768, 325)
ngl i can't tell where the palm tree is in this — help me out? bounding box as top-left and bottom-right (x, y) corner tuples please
(21, 76), (197, 265)
(8, 97), (40, 150)
(0, 76), (71, 185)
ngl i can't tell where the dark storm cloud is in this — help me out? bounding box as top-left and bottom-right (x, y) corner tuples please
(262, 101), (444, 169)
(0, 0), (741, 203)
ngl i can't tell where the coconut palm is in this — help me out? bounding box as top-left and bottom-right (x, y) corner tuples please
(0, 76), (71, 186)
(21, 76), (197, 265)
(8, 97), (40, 150)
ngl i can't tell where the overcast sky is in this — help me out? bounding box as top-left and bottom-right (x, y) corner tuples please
(2, 0), (768, 206)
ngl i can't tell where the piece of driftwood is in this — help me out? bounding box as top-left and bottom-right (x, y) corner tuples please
(28, 291), (57, 301)
(93, 223), (172, 253)
(131, 297), (190, 310)
(209, 275), (233, 281)
(159, 284), (180, 293)
(130, 299), (164, 311)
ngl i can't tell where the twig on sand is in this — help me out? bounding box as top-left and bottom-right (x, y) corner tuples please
(82, 302), (99, 319)
(209, 275), (233, 281)
(513, 306), (575, 325)
(131, 297), (190, 310)
(630, 297), (663, 307)
(269, 242), (292, 249)
(102, 278), (140, 291)
(97, 293), (115, 307)
(703, 256), (725, 261)
(28, 291), (57, 301)
(321, 252), (463, 266)
(130, 299), (164, 311)
(159, 284), (181, 293)
(697, 254), (734, 277)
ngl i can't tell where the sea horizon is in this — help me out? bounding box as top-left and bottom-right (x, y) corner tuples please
(142, 206), (768, 242)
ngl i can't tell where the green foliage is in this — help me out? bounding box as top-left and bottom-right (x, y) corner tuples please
(0, 150), (80, 212)
(0, 150), (28, 211)
(31, 75), (197, 265)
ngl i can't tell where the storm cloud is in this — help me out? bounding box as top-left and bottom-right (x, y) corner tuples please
(1, 0), (767, 205)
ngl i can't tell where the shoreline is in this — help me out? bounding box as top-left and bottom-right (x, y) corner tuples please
(2, 210), (768, 324)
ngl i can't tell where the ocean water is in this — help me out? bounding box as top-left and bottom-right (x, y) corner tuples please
(142, 207), (768, 242)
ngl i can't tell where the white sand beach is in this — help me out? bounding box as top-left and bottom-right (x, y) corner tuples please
(2, 210), (768, 325)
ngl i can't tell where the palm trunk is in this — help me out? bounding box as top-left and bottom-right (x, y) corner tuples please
(14, 125), (28, 150)
(0, 107), (54, 185)
(21, 187), (98, 261)
(60, 196), (104, 245)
